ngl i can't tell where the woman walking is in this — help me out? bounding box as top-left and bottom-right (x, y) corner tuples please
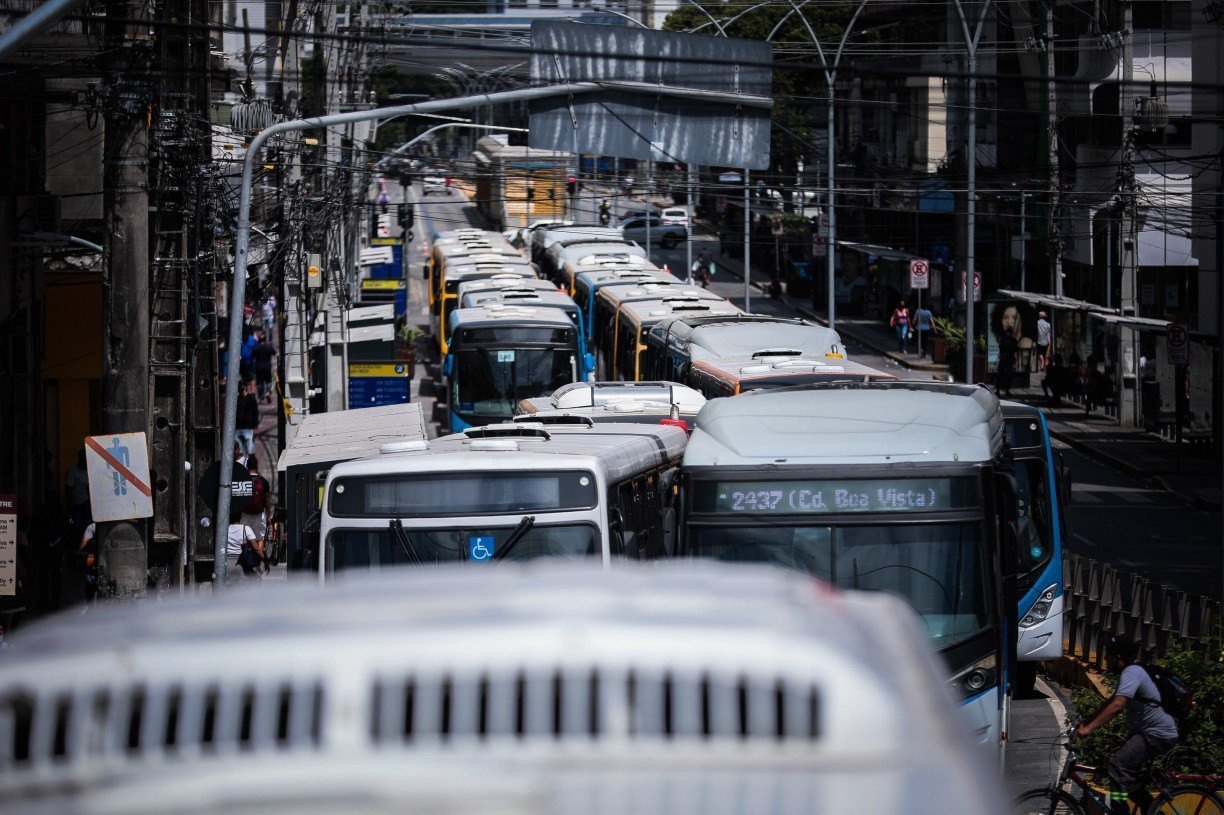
(889, 300), (910, 354)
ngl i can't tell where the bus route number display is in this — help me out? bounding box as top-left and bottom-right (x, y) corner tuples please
(712, 478), (968, 514)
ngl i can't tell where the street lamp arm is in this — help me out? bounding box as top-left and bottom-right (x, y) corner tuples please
(689, 1), (771, 35)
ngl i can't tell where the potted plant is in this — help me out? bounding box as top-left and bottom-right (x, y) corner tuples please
(932, 317), (963, 367)
(398, 324), (428, 378)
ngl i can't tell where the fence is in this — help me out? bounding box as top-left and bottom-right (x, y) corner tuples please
(1063, 554), (1220, 670)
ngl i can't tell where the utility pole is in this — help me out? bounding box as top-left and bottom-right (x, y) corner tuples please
(744, 169), (751, 312)
(99, 0), (152, 598)
(1045, 0), (1063, 298)
(1118, 6), (1138, 427)
(1018, 191), (1027, 291)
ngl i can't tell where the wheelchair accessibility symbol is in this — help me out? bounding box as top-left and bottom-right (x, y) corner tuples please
(469, 536), (495, 562)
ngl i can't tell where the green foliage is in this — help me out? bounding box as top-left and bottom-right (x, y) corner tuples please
(933, 316), (966, 350)
(1066, 642), (1224, 774)
(780, 212), (809, 236)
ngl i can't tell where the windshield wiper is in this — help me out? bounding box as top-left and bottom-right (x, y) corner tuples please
(494, 515), (535, 561)
(389, 519), (424, 565)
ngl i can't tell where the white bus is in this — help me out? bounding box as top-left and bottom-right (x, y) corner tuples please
(0, 562), (1002, 815)
(319, 421), (688, 574)
(670, 382), (1016, 761)
(515, 380), (706, 428)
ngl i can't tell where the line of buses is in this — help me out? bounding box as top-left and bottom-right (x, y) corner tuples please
(322, 222), (1071, 764)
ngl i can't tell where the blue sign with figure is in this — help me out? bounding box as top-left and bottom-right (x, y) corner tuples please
(468, 536), (495, 562)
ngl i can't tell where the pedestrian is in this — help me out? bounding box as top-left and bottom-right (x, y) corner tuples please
(914, 302), (934, 357)
(235, 380), (260, 456)
(225, 505), (267, 582)
(888, 300), (910, 354)
(241, 455), (271, 546)
(260, 294), (277, 342)
(239, 329), (259, 385)
(64, 449), (90, 528)
(252, 334), (277, 402)
(996, 323), (1018, 398)
(378, 189), (390, 215)
(1074, 635), (1178, 815)
(77, 517), (99, 603)
(1042, 354), (1068, 407)
(1036, 310), (1052, 369)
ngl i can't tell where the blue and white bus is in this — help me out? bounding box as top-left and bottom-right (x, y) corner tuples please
(460, 287), (595, 382)
(574, 267), (680, 340)
(670, 382), (1016, 762)
(444, 304), (582, 431)
(1001, 401), (1069, 689)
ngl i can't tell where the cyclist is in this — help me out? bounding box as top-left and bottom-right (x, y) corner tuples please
(1074, 635), (1179, 814)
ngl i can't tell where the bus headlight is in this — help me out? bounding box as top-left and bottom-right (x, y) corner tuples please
(1019, 584), (1059, 629)
(951, 654), (997, 698)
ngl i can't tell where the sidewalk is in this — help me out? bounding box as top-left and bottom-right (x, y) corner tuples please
(698, 225), (1222, 512)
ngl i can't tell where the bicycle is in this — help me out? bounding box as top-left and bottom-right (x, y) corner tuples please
(1013, 729), (1224, 815)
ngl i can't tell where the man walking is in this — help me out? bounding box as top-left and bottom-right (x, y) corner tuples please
(1075, 636), (1178, 815)
(1036, 310), (1052, 369)
(235, 381), (260, 456)
(914, 303), (934, 358)
(260, 294), (277, 343)
(252, 333), (277, 403)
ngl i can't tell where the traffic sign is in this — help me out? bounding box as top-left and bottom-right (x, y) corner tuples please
(85, 432), (154, 522)
(1167, 323), (1189, 365)
(0, 494), (15, 596)
(910, 258), (930, 290)
(960, 271), (982, 303)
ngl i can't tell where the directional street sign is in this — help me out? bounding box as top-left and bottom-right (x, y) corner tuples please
(1167, 323), (1189, 365)
(85, 432), (154, 522)
(0, 494), (15, 596)
(910, 258), (930, 290)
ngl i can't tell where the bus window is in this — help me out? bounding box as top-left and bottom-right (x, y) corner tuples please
(1013, 458), (1053, 581)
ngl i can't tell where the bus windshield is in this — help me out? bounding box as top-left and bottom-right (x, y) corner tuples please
(685, 522), (991, 648)
(1013, 456), (1054, 590)
(453, 348), (574, 419)
(327, 523), (600, 571)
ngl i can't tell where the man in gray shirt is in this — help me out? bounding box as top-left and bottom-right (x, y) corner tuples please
(1075, 635), (1178, 814)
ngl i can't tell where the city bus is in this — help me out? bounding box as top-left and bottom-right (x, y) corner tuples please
(685, 353), (899, 399)
(574, 267), (680, 339)
(530, 224), (624, 267)
(426, 228), (524, 311)
(669, 382), (1017, 760)
(599, 293), (741, 382)
(318, 421), (689, 574)
(1001, 401), (1068, 689)
(516, 380), (706, 428)
(546, 239), (648, 293)
(556, 251), (657, 297)
(443, 304), (582, 430)
(433, 257), (539, 354)
(459, 287), (595, 382)
(641, 315), (846, 383)
(455, 275), (560, 302)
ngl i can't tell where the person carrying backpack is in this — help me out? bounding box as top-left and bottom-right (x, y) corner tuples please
(1074, 635), (1181, 815)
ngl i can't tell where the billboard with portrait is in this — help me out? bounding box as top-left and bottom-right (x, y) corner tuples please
(986, 299), (1038, 370)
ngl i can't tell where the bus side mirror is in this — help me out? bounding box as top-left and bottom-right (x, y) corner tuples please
(660, 507), (677, 557)
(583, 353), (595, 375)
(442, 354), (454, 377)
(609, 507), (630, 558)
(422, 264), (430, 279)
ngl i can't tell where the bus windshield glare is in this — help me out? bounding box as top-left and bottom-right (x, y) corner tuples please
(327, 523), (600, 571)
(454, 347), (574, 419)
(685, 522), (991, 648)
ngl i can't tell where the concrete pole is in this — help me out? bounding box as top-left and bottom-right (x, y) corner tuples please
(1118, 3), (1138, 426)
(1019, 192), (1026, 291)
(965, 52), (978, 384)
(99, 0), (151, 599)
(1046, 0), (1063, 298)
(826, 89), (837, 329)
(744, 169), (752, 312)
(686, 163), (695, 282)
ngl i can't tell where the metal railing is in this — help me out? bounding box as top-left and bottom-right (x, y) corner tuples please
(1063, 554), (1220, 670)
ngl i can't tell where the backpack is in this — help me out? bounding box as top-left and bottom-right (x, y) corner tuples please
(243, 474), (269, 514)
(1141, 664), (1195, 720)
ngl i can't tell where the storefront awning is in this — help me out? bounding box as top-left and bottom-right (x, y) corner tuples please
(997, 289), (1114, 314)
(838, 241), (923, 263)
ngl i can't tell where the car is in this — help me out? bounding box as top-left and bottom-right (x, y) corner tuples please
(422, 176), (450, 196)
(619, 208), (652, 221)
(620, 215), (687, 249)
(659, 206), (690, 226)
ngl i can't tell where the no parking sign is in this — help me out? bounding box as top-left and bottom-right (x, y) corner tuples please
(909, 258), (930, 290)
(1167, 323), (1189, 365)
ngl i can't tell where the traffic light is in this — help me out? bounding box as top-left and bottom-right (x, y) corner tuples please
(398, 203), (414, 228)
(567, 175), (577, 196)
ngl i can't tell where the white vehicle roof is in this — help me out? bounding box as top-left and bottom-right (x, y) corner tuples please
(652, 316), (845, 360)
(443, 262), (538, 285)
(596, 282), (725, 310)
(448, 303), (576, 332)
(565, 252), (655, 272)
(461, 287), (577, 309)
(0, 562), (999, 815)
(330, 422), (687, 485)
(278, 403), (427, 473)
(690, 354), (898, 388)
(547, 239), (646, 267)
(617, 297), (742, 327)
(685, 383), (1003, 466)
(517, 380), (706, 416)
(574, 267), (675, 292)
(456, 276), (559, 300)
(532, 224), (624, 254)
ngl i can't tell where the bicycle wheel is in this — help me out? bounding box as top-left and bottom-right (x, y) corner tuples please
(1013, 786), (1087, 815)
(1149, 784), (1224, 815)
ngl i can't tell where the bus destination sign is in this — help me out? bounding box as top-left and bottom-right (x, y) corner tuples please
(709, 478), (973, 514)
